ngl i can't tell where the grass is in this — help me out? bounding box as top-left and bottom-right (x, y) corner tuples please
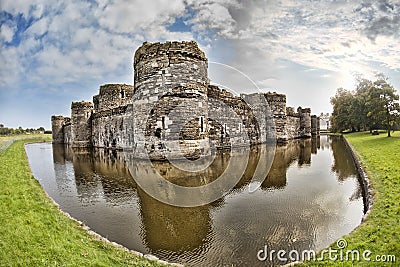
(304, 131), (400, 266)
(0, 136), (168, 267)
(0, 134), (51, 153)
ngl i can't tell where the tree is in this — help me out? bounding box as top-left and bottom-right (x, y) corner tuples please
(330, 88), (355, 132)
(366, 79), (400, 137)
(354, 78), (373, 131)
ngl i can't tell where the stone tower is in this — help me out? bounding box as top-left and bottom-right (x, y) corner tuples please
(264, 93), (287, 142)
(71, 101), (93, 147)
(93, 84), (134, 112)
(132, 41), (210, 159)
(298, 107), (312, 138)
(51, 115), (66, 144)
(91, 84), (134, 149)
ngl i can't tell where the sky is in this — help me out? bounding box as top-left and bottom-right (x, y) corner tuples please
(1, 0), (400, 130)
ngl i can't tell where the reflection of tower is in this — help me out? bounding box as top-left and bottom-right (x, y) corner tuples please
(91, 148), (137, 204)
(137, 188), (212, 253)
(298, 138), (312, 165)
(52, 143), (66, 164)
(261, 138), (313, 188)
(311, 136), (320, 154)
(132, 41), (210, 160)
(262, 142), (299, 189)
(71, 101), (93, 147)
(69, 148), (102, 199)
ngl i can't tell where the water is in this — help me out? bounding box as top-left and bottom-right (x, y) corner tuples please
(25, 135), (364, 266)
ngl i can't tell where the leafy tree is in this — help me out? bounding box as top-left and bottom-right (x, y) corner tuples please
(354, 78), (373, 131)
(366, 79), (400, 137)
(330, 75), (400, 135)
(330, 88), (355, 132)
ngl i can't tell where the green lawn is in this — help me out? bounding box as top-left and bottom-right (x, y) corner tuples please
(304, 131), (400, 266)
(0, 137), (169, 267)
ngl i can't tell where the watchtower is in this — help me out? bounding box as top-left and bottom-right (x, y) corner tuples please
(132, 41), (210, 159)
(71, 101), (93, 147)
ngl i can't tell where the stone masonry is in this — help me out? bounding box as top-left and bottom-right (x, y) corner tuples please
(52, 41), (320, 160)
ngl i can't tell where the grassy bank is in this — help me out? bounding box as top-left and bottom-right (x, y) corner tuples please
(0, 138), (166, 267)
(305, 131), (400, 266)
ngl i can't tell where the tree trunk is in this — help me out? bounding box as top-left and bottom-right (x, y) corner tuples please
(388, 125), (391, 137)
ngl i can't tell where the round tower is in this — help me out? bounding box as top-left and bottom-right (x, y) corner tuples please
(132, 41), (210, 159)
(71, 101), (93, 147)
(298, 107), (312, 138)
(133, 40), (208, 98)
(51, 115), (65, 144)
(264, 92), (287, 142)
(93, 84), (134, 112)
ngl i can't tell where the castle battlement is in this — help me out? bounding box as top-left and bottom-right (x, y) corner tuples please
(93, 84), (134, 112)
(52, 40), (319, 159)
(134, 41), (207, 66)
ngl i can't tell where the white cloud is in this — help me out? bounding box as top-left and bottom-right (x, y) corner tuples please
(0, 23), (15, 42)
(97, 0), (186, 33)
(0, 0), (194, 92)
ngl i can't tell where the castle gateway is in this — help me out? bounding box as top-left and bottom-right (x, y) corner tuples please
(52, 41), (320, 160)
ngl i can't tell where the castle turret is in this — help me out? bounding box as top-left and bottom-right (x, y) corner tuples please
(51, 115), (66, 144)
(311, 115), (320, 136)
(71, 101), (93, 147)
(93, 84), (134, 112)
(298, 107), (311, 138)
(132, 41), (210, 159)
(264, 93), (287, 142)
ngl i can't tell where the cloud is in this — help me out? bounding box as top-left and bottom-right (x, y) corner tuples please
(0, 23), (15, 42)
(97, 0), (186, 34)
(360, 0), (400, 41)
(0, 0), (194, 93)
(193, 0), (400, 80)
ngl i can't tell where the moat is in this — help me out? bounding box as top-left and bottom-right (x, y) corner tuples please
(26, 135), (363, 266)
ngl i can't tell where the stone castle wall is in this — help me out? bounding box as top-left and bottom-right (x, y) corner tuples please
(71, 101), (93, 147)
(132, 41), (210, 159)
(52, 41), (319, 159)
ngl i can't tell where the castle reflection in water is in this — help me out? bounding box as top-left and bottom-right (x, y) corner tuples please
(42, 135), (363, 266)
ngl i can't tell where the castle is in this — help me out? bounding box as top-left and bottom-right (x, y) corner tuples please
(52, 41), (320, 160)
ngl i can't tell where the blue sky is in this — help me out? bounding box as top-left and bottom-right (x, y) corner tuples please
(1, 0), (400, 129)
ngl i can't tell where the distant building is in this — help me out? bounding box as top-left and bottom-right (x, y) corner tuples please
(319, 113), (331, 130)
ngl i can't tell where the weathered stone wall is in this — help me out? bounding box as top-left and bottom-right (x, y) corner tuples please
(91, 105), (133, 149)
(311, 115), (320, 136)
(286, 115), (301, 139)
(63, 118), (72, 144)
(93, 84), (134, 112)
(298, 107), (312, 138)
(51, 115), (66, 144)
(132, 41), (210, 159)
(71, 101), (93, 147)
(209, 86), (256, 148)
(264, 93), (287, 142)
